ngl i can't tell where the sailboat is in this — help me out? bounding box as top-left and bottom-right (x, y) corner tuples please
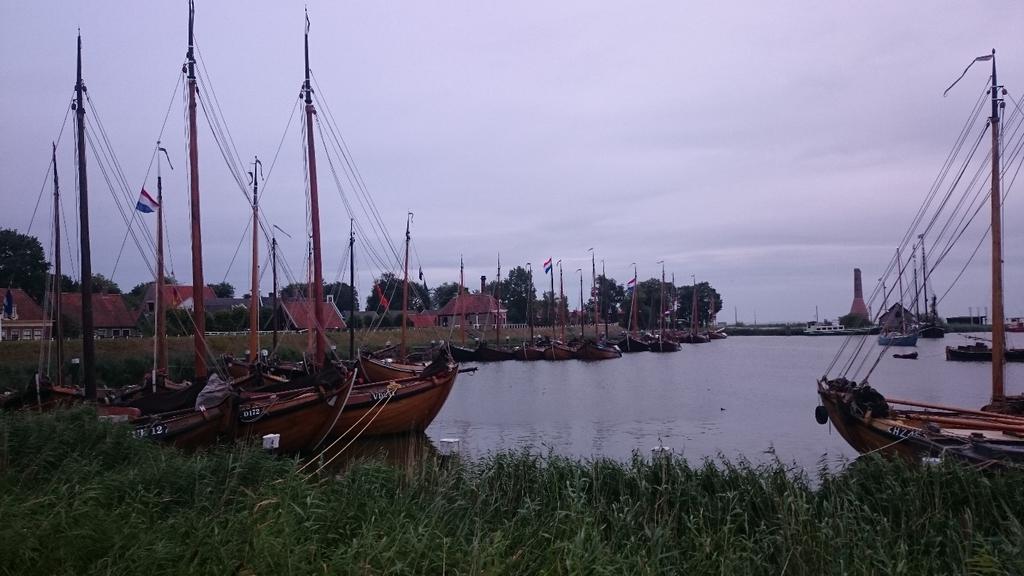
(876, 248), (918, 347)
(574, 254), (621, 360)
(615, 265), (651, 352)
(539, 257), (574, 360)
(648, 262), (680, 352)
(817, 51), (1024, 467)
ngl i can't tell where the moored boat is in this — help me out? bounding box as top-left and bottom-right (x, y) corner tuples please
(574, 340), (622, 360)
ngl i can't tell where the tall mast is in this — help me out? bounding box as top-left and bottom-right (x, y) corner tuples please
(691, 275), (699, 335)
(896, 248), (906, 333)
(912, 253), (920, 321)
(989, 49), (1005, 399)
(918, 234), (929, 321)
(558, 261), (565, 341)
(400, 212), (411, 359)
(495, 254), (502, 346)
(658, 261), (665, 338)
(548, 261), (555, 340)
(248, 157), (261, 363)
(155, 145), (169, 385)
(577, 269), (584, 338)
(271, 232), (279, 352)
(459, 256), (466, 344)
(630, 264), (638, 335)
(185, 1), (208, 380)
(525, 263), (533, 342)
(348, 219), (355, 360)
(590, 249), (598, 333)
(601, 260), (608, 339)
(75, 33), (96, 399)
(51, 144), (63, 388)
(303, 10), (326, 368)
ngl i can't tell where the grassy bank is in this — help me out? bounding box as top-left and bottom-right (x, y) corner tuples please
(1, 409), (1022, 575)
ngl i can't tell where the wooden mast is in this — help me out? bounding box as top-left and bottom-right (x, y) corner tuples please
(919, 234), (930, 322)
(75, 32), (96, 399)
(525, 262), (533, 343)
(630, 264), (639, 335)
(185, 1), (208, 380)
(590, 249), (598, 335)
(51, 144), (63, 388)
(601, 260), (608, 339)
(400, 213), (411, 359)
(348, 219), (355, 360)
(557, 261), (565, 341)
(303, 10), (327, 368)
(248, 156), (261, 363)
(896, 248), (906, 333)
(548, 261), (555, 341)
(459, 256), (466, 344)
(691, 275), (699, 336)
(989, 49), (1005, 400)
(577, 269), (584, 338)
(495, 255), (502, 347)
(658, 261), (665, 340)
(154, 145), (169, 386)
(271, 233), (279, 352)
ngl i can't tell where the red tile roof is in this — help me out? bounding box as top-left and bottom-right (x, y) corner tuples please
(3, 288), (45, 321)
(143, 284), (217, 308)
(281, 298), (347, 331)
(60, 292), (138, 328)
(408, 311), (438, 328)
(437, 293), (501, 316)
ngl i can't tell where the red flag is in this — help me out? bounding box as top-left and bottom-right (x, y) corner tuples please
(375, 283), (390, 310)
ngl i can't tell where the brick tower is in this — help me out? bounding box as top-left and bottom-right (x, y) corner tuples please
(849, 268), (869, 320)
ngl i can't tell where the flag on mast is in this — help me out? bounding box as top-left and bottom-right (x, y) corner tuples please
(543, 257), (552, 274)
(135, 188), (159, 213)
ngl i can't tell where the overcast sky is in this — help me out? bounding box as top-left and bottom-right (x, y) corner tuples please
(2, 1), (1023, 322)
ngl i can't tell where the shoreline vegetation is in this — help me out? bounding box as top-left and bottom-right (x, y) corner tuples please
(0, 324), (994, 390)
(1, 409), (1022, 574)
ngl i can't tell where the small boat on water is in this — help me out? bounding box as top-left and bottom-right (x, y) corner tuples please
(878, 331), (919, 347)
(574, 340), (622, 360)
(945, 341), (1024, 362)
(892, 352), (918, 360)
(615, 333), (651, 352)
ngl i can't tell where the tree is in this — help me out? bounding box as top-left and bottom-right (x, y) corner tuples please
(208, 281), (234, 298)
(590, 274), (625, 325)
(90, 273), (121, 294)
(432, 282), (461, 310)
(838, 312), (872, 328)
(366, 272), (430, 312)
(672, 282), (723, 328)
(500, 266), (535, 324)
(0, 228), (48, 302)
(324, 282), (358, 311)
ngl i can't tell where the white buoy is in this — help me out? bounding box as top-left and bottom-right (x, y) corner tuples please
(262, 433), (281, 450)
(651, 445), (673, 459)
(921, 456), (942, 465)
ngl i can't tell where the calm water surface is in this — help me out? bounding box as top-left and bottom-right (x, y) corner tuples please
(418, 333), (1024, 472)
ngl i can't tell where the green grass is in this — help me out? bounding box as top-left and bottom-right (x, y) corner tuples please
(1, 409), (1022, 575)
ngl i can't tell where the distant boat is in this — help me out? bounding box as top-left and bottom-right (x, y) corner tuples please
(575, 340), (622, 360)
(945, 341), (1024, 362)
(878, 331), (918, 347)
(1006, 318), (1024, 333)
(892, 352), (918, 360)
(803, 320), (846, 335)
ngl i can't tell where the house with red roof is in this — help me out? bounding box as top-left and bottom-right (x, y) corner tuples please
(280, 295), (347, 332)
(59, 292), (139, 338)
(1, 288), (51, 341)
(142, 283), (218, 313)
(436, 292), (506, 329)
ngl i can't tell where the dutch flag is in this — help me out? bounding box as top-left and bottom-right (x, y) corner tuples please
(135, 188), (159, 213)
(627, 277), (636, 287)
(543, 257), (552, 274)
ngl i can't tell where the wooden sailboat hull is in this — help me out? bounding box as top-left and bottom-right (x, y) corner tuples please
(330, 364), (458, 437)
(575, 341), (622, 360)
(358, 356), (427, 383)
(542, 343), (576, 360)
(918, 325), (945, 339)
(648, 338), (680, 352)
(449, 345), (478, 363)
(615, 335), (651, 352)
(706, 330), (728, 340)
(817, 380), (1024, 467)
(515, 346), (546, 360)
(474, 344), (517, 362)
(674, 333), (709, 344)
(129, 398), (235, 451)
(235, 372), (352, 453)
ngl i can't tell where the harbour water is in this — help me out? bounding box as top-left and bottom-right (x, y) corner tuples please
(417, 333), (1024, 472)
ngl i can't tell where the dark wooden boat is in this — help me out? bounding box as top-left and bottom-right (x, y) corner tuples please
(449, 344), (478, 363)
(706, 329), (728, 340)
(674, 332), (710, 344)
(615, 333), (651, 352)
(918, 324), (945, 339)
(945, 342), (1024, 362)
(127, 394), (236, 450)
(329, 357), (459, 437)
(514, 344), (546, 360)
(235, 367), (352, 453)
(542, 342), (576, 360)
(358, 354), (427, 383)
(474, 341), (517, 362)
(648, 336), (680, 352)
(575, 340), (622, 360)
(892, 352), (918, 360)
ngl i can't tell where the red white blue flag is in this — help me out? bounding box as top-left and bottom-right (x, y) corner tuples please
(543, 258), (552, 274)
(135, 188), (159, 213)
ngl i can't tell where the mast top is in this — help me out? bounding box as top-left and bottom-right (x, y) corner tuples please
(186, 0), (196, 80)
(303, 8), (312, 105)
(76, 32), (83, 89)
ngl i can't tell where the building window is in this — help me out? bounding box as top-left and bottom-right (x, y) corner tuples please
(33, 329), (42, 340)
